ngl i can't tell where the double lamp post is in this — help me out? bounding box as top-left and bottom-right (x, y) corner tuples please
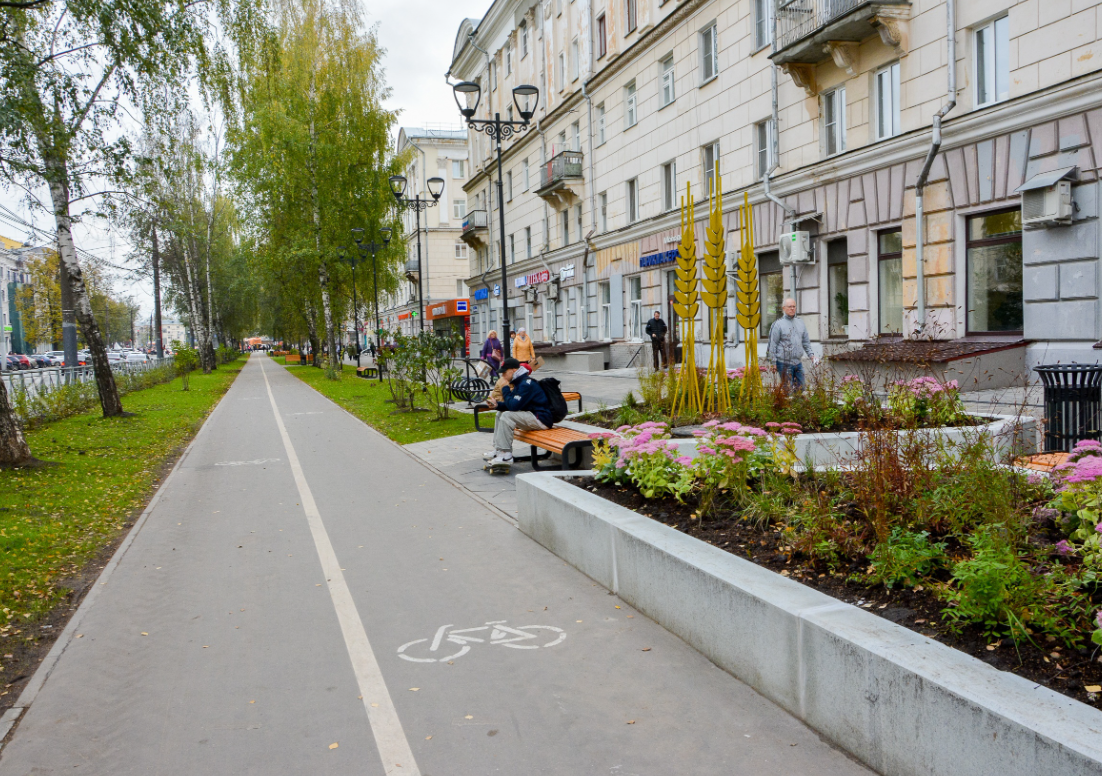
(451, 80), (539, 360)
(346, 226), (391, 366)
(388, 175), (444, 332)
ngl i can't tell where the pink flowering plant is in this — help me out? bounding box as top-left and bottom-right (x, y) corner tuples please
(690, 421), (775, 508)
(887, 376), (967, 427)
(1050, 439), (1102, 568)
(589, 422), (695, 501)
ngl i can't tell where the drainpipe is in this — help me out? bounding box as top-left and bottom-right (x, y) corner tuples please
(764, 61), (797, 294)
(580, 81), (596, 339)
(914, 0), (957, 337)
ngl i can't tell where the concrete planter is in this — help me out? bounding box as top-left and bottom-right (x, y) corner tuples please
(516, 473), (1102, 776)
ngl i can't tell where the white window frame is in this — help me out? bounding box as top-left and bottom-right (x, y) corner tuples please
(599, 281), (612, 339)
(597, 14), (607, 58)
(562, 209), (570, 245)
(700, 23), (718, 84)
(525, 226), (532, 259)
(625, 81), (637, 128)
(453, 199), (467, 220)
(454, 242), (468, 260)
(627, 178), (639, 223)
(626, 0), (637, 33)
(597, 104), (606, 144)
(576, 204), (583, 240)
(557, 52), (565, 91)
(703, 141), (720, 193)
(520, 22), (528, 59)
(753, 0), (773, 51)
(974, 16), (1009, 108)
(662, 160), (677, 211)
(571, 38), (580, 81)
(522, 159), (530, 190)
(755, 119), (773, 178)
(874, 62), (901, 140)
(507, 170), (513, 201)
(599, 191), (608, 232)
(628, 276), (643, 340)
(452, 159), (465, 179)
(505, 44), (512, 76)
(660, 55), (675, 107)
(822, 87), (846, 157)
(510, 234), (516, 264)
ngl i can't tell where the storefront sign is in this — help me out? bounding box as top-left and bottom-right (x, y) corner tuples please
(517, 269), (552, 287)
(473, 288), (489, 300)
(640, 249), (679, 268)
(493, 284), (501, 296)
(425, 299), (472, 321)
(560, 264), (575, 280)
(397, 312), (411, 321)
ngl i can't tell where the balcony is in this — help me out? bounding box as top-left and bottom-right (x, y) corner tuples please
(536, 150), (584, 209)
(771, 0), (910, 95)
(460, 209), (488, 248)
(404, 259), (420, 278)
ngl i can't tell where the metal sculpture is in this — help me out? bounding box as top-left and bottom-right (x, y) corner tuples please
(671, 182), (701, 417)
(701, 172), (730, 414)
(734, 192), (763, 401)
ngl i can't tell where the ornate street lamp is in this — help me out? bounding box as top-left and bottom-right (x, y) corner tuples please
(452, 81), (539, 358)
(390, 175), (444, 331)
(351, 226), (392, 372)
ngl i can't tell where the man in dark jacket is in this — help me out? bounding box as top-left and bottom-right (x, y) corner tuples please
(483, 357), (552, 469)
(644, 311), (668, 370)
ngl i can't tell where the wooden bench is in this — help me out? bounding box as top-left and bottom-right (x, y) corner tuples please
(473, 391), (583, 432)
(356, 364), (384, 379)
(512, 426), (593, 471)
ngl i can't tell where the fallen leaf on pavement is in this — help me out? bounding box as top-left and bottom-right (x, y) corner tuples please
(1086, 685), (1101, 693)
(371, 703), (379, 707)
(615, 606), (621, 609)
(409, 688), (419, 692)
(75, 634), (83, 639)
(641, 648), (651, 652)
(329, 743), (338, 750)
(425, 736), (432, 740)
(464, 715), (473, 720)
(627, 615), (634, 619)
(250, 701), (255, 704)
(626, 720), (635, 725)
(141, 632), (148, 636)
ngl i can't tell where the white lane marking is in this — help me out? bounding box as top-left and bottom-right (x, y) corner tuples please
(260, 358), (420, 775)
(213, 458), (281, 467)
(397, 621), (566, 662)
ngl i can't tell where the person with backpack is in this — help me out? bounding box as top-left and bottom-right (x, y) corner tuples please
(483, 358), (555, 471)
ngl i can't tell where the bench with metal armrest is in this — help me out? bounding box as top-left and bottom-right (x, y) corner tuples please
(510, 426), (593, 471)
(473, 391), (583, 432)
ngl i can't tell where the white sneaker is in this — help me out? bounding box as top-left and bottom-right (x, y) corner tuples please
(483, 450), (497, 461)
(488, 453), (513, 466)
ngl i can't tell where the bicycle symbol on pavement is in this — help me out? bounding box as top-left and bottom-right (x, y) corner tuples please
(397, 620), (567, 663)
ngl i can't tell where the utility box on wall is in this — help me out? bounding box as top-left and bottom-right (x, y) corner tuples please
(779, 231), (813, 264)
(1017, 166), (1078, 229)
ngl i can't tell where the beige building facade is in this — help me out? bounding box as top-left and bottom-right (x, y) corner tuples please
(380, 127), (473, 343)
(451, 0), (1102, 369)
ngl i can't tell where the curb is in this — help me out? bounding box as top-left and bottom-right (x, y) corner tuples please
(516, 472), (1102, 776)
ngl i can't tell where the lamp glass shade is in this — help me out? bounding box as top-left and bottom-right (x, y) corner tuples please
(388, 174), (407, 199)
(452, 80), (480, 119)
(427, 176), (445, 200)
(512, 84), (539, 120)
(351, 227), (365, 244)
(380, 227), (392, 245)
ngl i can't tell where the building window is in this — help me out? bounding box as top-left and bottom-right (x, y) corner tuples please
(626, 178), (639, 223)
(599, 281), (611, 339)
(754, 0), (773, 51)
(875, 62), (901, 140)
(625, 81), (637, 127)
(662, 161), (677, 211)
(571, 121), (581, 152)
(558, 130), (566, 154)
(628, 276), (643, 339)
(507, 170), (513, 200)
(452, 160), (465, 178)
(453, 199), (467, 220)
(545, 297), (556, 341)
(455, 242), (468, 260)
(522, 159), (529, 190)
(702, 141), (719, 193)
(755, 119), (773, 178)
(505, 44), (512, 76)
(660, 55), (675, 107)
(506, 105), (513, 123)
(599, 192), (608, 232)
(557, 53), (565, 91)
(823, 87), (846, 156)
(490, 63), (497, 91)
(525, 226), (532, 259)
(520, 21), (528, 58)
(562, 209), (570, 245)
(827, 239), (849, 338)
(878, 229), (903, 334)
(597, 15), (607, 58)
(758, 251), (783, 338)
(597, 104), (606, 144)
(510, 234), (516, 264)
(975, 16), (1009, 107)
(967, 209), (1023, 333)
(626, 0), (637, 33)
(571, 38), (580, 81)
(576, 204), (583, 240)
(700, 23), (718, 83)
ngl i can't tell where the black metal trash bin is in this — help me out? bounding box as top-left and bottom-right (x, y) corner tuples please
(1033, 364), (1102, 452)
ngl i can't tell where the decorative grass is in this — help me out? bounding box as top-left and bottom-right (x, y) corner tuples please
(0, 360), (245, 631)
(281, 362), (473, 445)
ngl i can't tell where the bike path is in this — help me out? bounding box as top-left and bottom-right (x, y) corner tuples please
(0, 355), (870, 775)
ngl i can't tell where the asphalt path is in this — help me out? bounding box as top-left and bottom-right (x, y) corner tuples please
(0, 355), (871, 775)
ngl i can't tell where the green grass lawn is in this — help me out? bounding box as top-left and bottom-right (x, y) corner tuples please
(0, 361), (244, 629)
(281, 362), (473, 445)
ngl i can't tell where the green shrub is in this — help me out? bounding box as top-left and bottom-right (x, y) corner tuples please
(867, 528), (947, 588)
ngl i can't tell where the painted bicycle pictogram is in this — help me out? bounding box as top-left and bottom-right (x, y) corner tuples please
(397, 620), (567, 663)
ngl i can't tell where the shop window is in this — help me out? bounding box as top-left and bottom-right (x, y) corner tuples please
(827, 239), (849, 338)
(878, 229), (903, 334)
(967, 209), (1023, 333)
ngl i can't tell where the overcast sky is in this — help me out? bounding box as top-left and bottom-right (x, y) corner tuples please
(0, 0), (490, 324)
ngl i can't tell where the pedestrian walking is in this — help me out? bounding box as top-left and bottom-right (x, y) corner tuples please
(480, 330), (503, 375)
(483, 358), (553, 472)
(644, 311), (668, 370)
(513, 327), (540, 370)
(766, 298), (819, 389)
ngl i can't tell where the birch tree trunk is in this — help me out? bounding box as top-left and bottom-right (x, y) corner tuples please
(308, 71), (338, 373)
(0, 379), (36, 467)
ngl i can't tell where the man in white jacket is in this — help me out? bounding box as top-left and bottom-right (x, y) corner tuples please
(766, 298), (819, 389)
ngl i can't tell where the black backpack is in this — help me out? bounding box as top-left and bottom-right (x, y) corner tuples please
(538, 377), (570, 424)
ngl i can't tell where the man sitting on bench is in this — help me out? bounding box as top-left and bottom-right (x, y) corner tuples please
(483, 358), (552, 471)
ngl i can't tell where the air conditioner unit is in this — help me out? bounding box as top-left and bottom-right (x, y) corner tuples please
(524, 286), (538, 303)
(779, 231), (813, 264)
(1022, 181), (1073, 227)
(544, 279), (561, 300)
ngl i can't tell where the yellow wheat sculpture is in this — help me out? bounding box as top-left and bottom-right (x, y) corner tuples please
(735, 192), (763, 401)
(701, 172), (730, 414)
(671, 182), (701, 418)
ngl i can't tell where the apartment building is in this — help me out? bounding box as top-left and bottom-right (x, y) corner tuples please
(379, 127), (473, 347)
(451, 0), (1102, 371)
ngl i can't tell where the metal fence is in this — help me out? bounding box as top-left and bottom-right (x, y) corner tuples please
(775, 0), (863, 52)
(1, 357), (175, 396)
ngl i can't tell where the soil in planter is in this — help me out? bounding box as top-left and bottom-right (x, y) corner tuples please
(569, 477), (1102, 710)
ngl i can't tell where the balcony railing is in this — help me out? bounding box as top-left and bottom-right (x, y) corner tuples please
(773, 0), (910, 64)
(462, 210), (487, 233)
(539, 150), (584, 190)
(404, 259), (420, 276)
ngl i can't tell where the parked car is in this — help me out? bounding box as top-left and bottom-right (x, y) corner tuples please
(5, 354), (23, 370)
(125, 353), (150, 364)
(11, 354), (32, 370)
(44, 351), (65, 366)
(31, 354), (51, 368)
